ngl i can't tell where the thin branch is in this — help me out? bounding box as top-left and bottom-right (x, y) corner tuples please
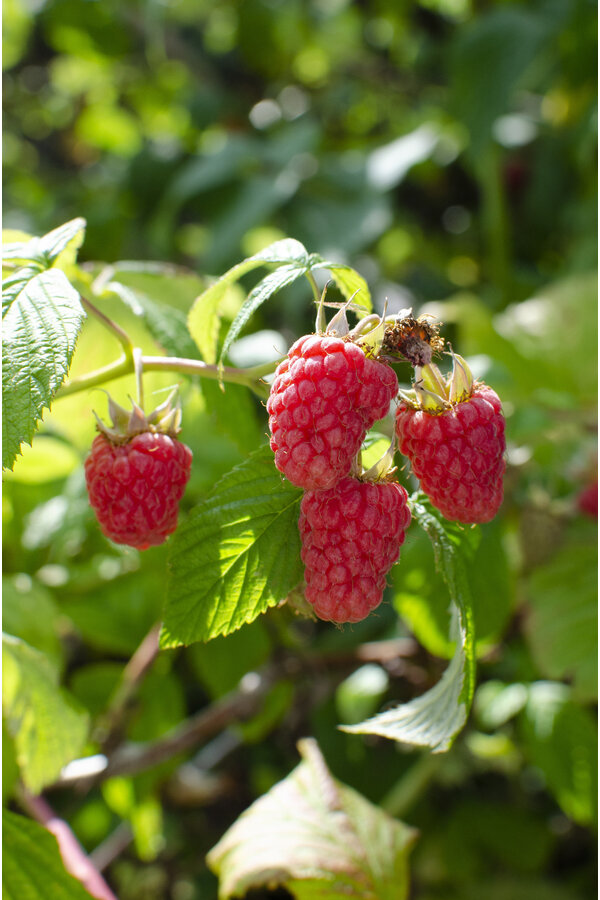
(16, 787), (119, 900)
(55, 352), (284, 400)
(53, 672), (272, 790)
(56, 356), (132, 398)
(52, 639), (424, 792)
(305, 269), (322, 306)
(89, 823), (133, 873)
(133, 347), (144, 410)
(94, 622), (162, 754)
(80, 296), (134, 360)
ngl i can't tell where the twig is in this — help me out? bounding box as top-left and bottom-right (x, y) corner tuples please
(89, 823), (133, 873)
(80, 296), (134, 360)
(16, 787), (119, 900)
(55, 352), (283, 399)
(52, 640), (426, 791)
(305, 270), (322, 306)
(94, 622), (162, 753)
(53, 672), (272, 790)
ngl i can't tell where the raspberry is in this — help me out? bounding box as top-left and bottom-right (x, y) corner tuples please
(299, 477), (411, 623)
(267, 335), (398, 490)
(577, 480), (598, 518)
(85, 394), (193, 549)
(396, 384), (506, 524)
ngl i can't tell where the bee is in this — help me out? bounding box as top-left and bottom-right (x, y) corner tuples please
(381, 313), (444, 367)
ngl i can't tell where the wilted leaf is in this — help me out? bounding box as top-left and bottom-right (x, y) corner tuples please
(207, 738), (417, 900)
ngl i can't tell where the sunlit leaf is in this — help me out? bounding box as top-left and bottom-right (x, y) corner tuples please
(161, 445), (303, 647)
(2, 218), (86, 267)
(2, 267), (85, 470)
(3, 810), (94, 900)
(188, 238), (307, 363)
(2, 635), (88, 792)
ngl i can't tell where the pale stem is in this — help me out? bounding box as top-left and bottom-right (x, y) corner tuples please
(55, 354), (285, 400)
(80, 296), (134, 361)
(16, 787), (119, 900)
(133, 347), (144, 410)
(305, 269), (322, 306)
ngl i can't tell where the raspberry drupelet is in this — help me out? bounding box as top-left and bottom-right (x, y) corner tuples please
(267, 334), (398, 491)
(299, 476), (411, 623)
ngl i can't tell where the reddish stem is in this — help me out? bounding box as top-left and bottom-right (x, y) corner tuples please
(18, 789), (119, 900)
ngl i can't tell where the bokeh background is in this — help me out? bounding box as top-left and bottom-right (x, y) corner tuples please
(3, 1), (597, 899)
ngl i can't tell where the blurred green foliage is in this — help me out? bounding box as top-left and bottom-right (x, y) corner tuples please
(2, 0), (597, 898)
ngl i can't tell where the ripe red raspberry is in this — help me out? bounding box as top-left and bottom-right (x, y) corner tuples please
(85, 394), (193, 550)
(267, 335), (398, 490)
(577, 480), (598, 518)
(396, 384), (506, 524)
(299, 477), (411, 623)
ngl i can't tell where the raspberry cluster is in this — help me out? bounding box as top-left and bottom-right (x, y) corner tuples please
(267, 323), (413, 624)
(268, 323), (506, 624)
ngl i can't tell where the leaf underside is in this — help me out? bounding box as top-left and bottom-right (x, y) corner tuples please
(207, 738), (417, 900)
(343, 493), (476, 753)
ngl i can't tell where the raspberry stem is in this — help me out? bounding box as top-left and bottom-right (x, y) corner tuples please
(133, 347), (144, 410)
(80, 295), (135, 362)
(56, 352), (282, 399)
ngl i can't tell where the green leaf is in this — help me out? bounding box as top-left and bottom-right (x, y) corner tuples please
(3, 810), (94, 900)
(520, 683), (597, 826)
(2, 576), (63, 668)
(161, 445), (303, 647)
(107, 279), (200, 360)
(2, 218), (86, 268)
(2, 635), (88, 792)
(207, 738), (417, 900)
(524, 538), (597, 702)
(309, 256), (372, 313)
(394, 516), (512, 659)
(188, 238), (309, 363)
(219, 261), (308, 366)
(343, 493), (476, 752)
(2, 267), (85, 470)
(450, 8), (548, 155)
